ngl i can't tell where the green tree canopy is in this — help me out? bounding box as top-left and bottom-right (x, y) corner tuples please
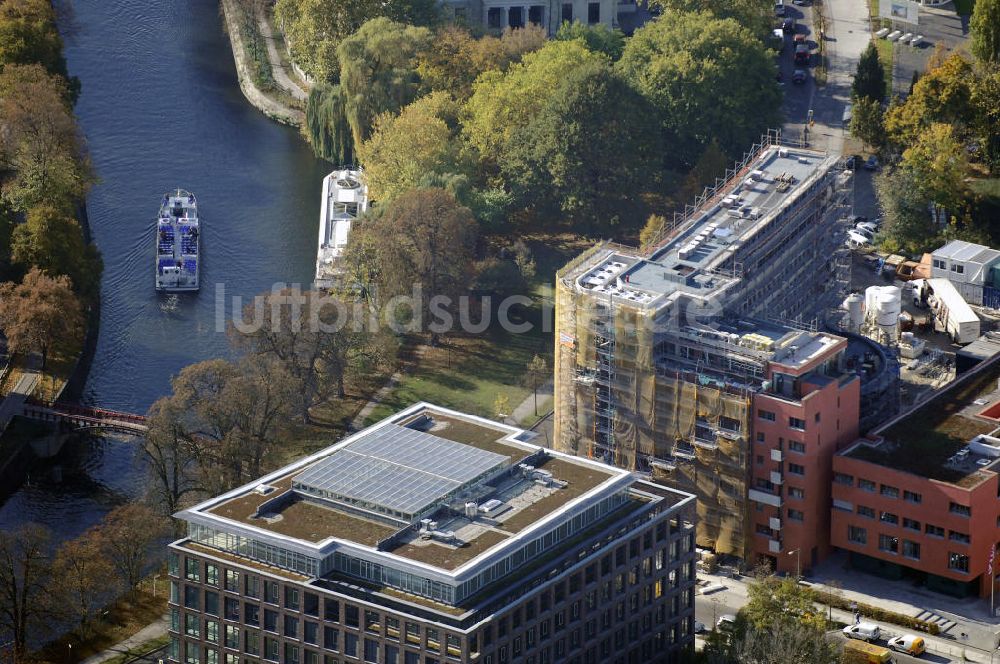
(874, 167), (938, 253)
(900, 122), (969, 212)
(617, 11), (781, 169)
(348, 188), (477, 345)
(0, 63), (91, 211)
(884, 53), (976, 147)
(304, 83), (354, 164)
(971, 0), (1000, 65)
(849, 97), (885, 151)
(275, 0), (440, 82)
(337, 17), (432, 147)
(10, 204), (102, 298)
(645, 0), (773, 40)
(416, 25), (545, 99)
(0, 0), (69, 79)
(498, 60), (661, 229)
(358, 92), (473, 203)
(555, 21), (626, 60)
(852, 42), (886, 103)
(463, 39), (606, 165)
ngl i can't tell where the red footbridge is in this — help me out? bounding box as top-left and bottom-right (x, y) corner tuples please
(21, 399), (148, 436)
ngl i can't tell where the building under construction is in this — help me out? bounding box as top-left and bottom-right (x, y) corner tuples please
(554, 137), (862, 567)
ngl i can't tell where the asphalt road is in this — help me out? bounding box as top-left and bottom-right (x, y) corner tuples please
(831, 633), (955, 664)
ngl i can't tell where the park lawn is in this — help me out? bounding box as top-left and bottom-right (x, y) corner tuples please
(364, 321), (551, 426)
(34, 581), (167, 662)
(875, 38), (894, 98)
(970, 177), (1000, 199)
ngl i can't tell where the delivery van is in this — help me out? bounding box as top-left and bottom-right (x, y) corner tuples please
(888, 634), (925, 656)
(843, 622), (881, 642)
(843, 639), (893, 663)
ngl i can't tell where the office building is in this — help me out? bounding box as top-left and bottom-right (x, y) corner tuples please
(831, 354), (1000, 598)
(167, 403), (698, 664)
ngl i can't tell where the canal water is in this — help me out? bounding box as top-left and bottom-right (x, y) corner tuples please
(0, 0), (328, 538)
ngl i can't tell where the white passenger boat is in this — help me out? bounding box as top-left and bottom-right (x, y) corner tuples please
(315, 169), (367, 288)
(155, 189), (199, 292)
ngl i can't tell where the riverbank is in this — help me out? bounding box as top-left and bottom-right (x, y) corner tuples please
(219, 0), (304, 127)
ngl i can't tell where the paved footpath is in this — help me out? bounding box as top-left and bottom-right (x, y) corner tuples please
(258, 9), (308, 102)
(506, 380), (553, 428)
(80, 615), (168, 664)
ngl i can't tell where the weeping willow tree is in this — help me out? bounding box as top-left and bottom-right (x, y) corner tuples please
(304, 83), (355, 165)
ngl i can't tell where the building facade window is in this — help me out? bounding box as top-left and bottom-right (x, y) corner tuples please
(788, 463), (805, 476)
(903, 490), (922, 504)
(949, 502), (971, 517)
(787, 509), (804, 521)
(758, 409), (776, 421)
(902, 540), (920, 560)
(788, 417), (806, 431)
(834, 473), (854, 486)
(788, 441), (805, 453)
(879, 512), (898, 525)
(925, 524), (945, 538)
(880, 485), (899, 498)
(857, 505), (875, 519)
(949, 552), (970, 572)
(587, 2), (600, 23)
(848, 526), (866, 544)
(858, 479), (876, 492)
(949, 531), (971, 544)
(788, 487), (804, 499)
(878, 534), (898, 554)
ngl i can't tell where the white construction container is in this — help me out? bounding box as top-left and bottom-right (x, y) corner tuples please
(913, 278), (981, 344)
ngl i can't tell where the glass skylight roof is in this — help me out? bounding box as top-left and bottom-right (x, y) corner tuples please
(292, 424), (509, 520)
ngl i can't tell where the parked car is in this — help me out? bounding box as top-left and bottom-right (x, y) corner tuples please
(845, 154), (864, 170)
(792, 69), (807, 84)
(888, 634), (926, 656)
(853, 225), (875, 241)
(843, 622), (881, 642)
(782, 17), (795, 32)
(856, 221), (879, 235)
(864, 155), (880, 171)
(793, 32), (807, 43)
(794, 44), (811, 64)
(774, 1), (786, 15)
(716, 615), (737, 631)
(693, 621), (707, 634)
(846, 230), (871, 248)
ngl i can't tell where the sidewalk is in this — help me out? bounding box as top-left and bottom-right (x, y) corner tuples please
(258, 9), (308, 102)
(80, 615), (168, 664)
(506, 380), (552, 428)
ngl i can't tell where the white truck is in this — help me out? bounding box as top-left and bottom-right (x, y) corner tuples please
(910, 278), (981, 344)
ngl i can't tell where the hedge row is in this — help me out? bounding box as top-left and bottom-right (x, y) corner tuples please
(812, 589), (941, 635)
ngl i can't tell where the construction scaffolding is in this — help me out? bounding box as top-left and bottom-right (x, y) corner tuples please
(553, 139), (855, 561)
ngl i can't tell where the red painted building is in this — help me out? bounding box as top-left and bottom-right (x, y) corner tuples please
(749, 334), (861, 575)
(831, 356), (1000, 598)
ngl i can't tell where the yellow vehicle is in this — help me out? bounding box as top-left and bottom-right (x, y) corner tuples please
(888, 634), (925, 656)
(843, 639), (893, 663)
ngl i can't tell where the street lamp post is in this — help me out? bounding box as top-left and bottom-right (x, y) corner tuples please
(67, 643), (72, 664)
(788, 548), (801, 578)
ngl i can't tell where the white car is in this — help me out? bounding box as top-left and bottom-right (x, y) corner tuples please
(853, 225), (875, 240)
(843, 622), (881, 642)
(846, 230), (871, 248)
(856, 221), (879, 235)
(717, 614), (737, 630)
(900, 32), (914, 44)
(876, 27), (890, 38)
(887, 30), (903, 41)
(694, 621), (707, 634)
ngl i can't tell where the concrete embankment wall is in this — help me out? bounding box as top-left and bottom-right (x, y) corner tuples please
(218, 0), (304, 127)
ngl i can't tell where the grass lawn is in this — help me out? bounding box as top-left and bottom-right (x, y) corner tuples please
(364, 320), (551, 426)
(34, 584), (167, 662)
(875, 38), (894, 98)
(970, 177), (1000, 199)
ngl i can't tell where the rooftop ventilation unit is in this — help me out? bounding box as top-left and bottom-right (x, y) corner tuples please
(254, 484), (275, 496)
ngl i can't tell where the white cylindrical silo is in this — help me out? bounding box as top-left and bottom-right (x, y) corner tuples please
(843, 293), (864, 332)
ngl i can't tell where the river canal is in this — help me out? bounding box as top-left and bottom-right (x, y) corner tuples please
(0, 0), (328, 537)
